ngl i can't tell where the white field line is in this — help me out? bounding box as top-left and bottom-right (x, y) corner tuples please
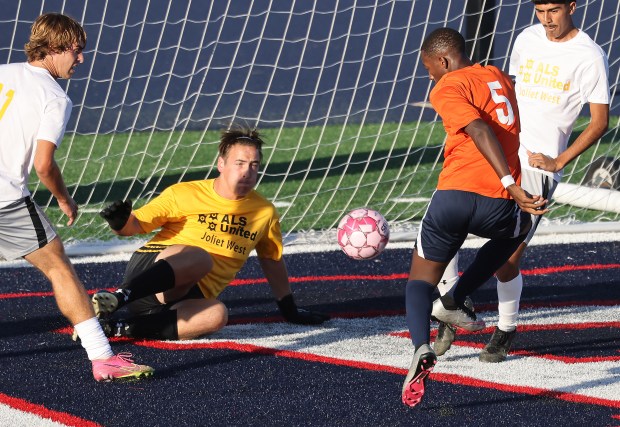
(183, 304), (620, 403)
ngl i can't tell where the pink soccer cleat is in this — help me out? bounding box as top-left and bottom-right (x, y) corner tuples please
(401, 344), (437, 407)
(92, 352), (154, 382)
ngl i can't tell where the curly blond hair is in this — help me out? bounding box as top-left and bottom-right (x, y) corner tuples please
(25, 13), (86, 62)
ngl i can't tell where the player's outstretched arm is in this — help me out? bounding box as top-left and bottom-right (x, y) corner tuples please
(465, 119), (513, 179)
(100, 200), (144, 236)
(528, 103), (609, 173)
(259, 257), (330, 325)
(506, 185), (548, 216)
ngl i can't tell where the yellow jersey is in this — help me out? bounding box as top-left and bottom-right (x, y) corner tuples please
(134, 179), (283, 298)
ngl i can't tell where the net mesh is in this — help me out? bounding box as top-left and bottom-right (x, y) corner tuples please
(0, 0), (618, 246)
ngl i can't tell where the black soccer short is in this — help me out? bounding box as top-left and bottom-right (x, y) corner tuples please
(415, 190), (531, 263)
(123, 244), (204, 316)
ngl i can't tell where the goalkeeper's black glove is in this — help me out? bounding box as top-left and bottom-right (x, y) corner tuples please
(277, 294), (330, 325)
(100, 199), (133, 231)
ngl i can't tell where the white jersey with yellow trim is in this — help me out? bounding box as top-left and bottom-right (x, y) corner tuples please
(509, 24), (609, 182)
(0, 62), (71, 208)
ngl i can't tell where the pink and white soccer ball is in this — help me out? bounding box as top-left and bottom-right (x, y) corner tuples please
(337, 208), (390, 260)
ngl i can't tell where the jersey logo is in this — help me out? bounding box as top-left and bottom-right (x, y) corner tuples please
(198, 213), (258, 256)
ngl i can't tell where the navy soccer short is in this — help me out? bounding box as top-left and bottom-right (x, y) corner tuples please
(123, 244), (204, 316)
(416, 190), (531, 263)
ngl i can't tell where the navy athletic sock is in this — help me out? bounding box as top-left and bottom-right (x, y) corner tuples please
(453, 236), (525, 304)
(111, 310), (178, 340)
(405, 280), (435, 351)
(115, 259), (176, 305)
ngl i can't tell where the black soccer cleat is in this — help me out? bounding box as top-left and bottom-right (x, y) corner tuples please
(479, 326), (516, 363)
(91, 290), (121, 318)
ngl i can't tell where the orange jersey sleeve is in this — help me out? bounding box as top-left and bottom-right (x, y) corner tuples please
(430, 64), (521, 199)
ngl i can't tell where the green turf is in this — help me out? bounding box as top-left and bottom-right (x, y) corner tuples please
(31, 117), (620, 242)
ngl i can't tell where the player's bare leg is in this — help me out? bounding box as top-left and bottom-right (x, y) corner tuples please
(24, 237), (95, 325)
(98, 297), (228, 341)
(169, 298), (228, 339)
(25, 238), (154, 380)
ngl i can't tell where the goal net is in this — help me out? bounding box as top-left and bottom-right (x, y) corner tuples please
(1, 0), (618, 249)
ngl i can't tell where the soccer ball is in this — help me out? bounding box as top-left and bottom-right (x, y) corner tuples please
(337, 208), (390, 260)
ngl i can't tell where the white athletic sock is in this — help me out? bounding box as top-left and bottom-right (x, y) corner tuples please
(496, 273), (523, 332)
(74, 317), (114, 361)
(437, 253), (459, 297)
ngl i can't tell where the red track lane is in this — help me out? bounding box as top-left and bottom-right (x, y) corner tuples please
(1, 262), (619, 300)
(133, 339), (620, 410)
(0, 392), (103, 427)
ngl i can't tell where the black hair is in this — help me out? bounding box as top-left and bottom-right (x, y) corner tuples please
(219, 124), (264, 162)
(531, 0), (573, 4)
(421, 27), (466, 57)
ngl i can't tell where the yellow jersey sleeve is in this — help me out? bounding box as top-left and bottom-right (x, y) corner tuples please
(254, 214), (284, 261)
(134, 186), (183, 234)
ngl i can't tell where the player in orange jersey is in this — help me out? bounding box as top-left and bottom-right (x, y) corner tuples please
(434, 0), (610, 365)
(401, 28), (547, 408)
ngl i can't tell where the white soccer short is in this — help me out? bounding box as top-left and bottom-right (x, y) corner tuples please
(520, 168), (558, 244)
(0, 197), (57, 260)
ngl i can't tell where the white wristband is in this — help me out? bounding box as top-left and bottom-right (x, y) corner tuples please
(501, 175), (515, 189)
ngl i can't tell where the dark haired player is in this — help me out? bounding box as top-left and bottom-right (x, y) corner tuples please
(434, 0), (609, 364)
(401, 27), (547, 407)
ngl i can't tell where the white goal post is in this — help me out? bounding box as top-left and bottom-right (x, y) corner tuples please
(1, 0), (618, 249)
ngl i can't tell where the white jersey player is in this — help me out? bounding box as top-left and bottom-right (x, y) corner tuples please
(0, 62), (72, 211)
(0, 13), (154, 381)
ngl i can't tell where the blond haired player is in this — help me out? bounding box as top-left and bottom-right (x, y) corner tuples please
(90, 126), (329, 340)
(0, 13), (153, 381)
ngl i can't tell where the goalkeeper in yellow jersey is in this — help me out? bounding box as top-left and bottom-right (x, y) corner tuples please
(89, 125), (329, 340)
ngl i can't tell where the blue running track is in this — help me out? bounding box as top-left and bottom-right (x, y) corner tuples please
(1, 238), (619, 426)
